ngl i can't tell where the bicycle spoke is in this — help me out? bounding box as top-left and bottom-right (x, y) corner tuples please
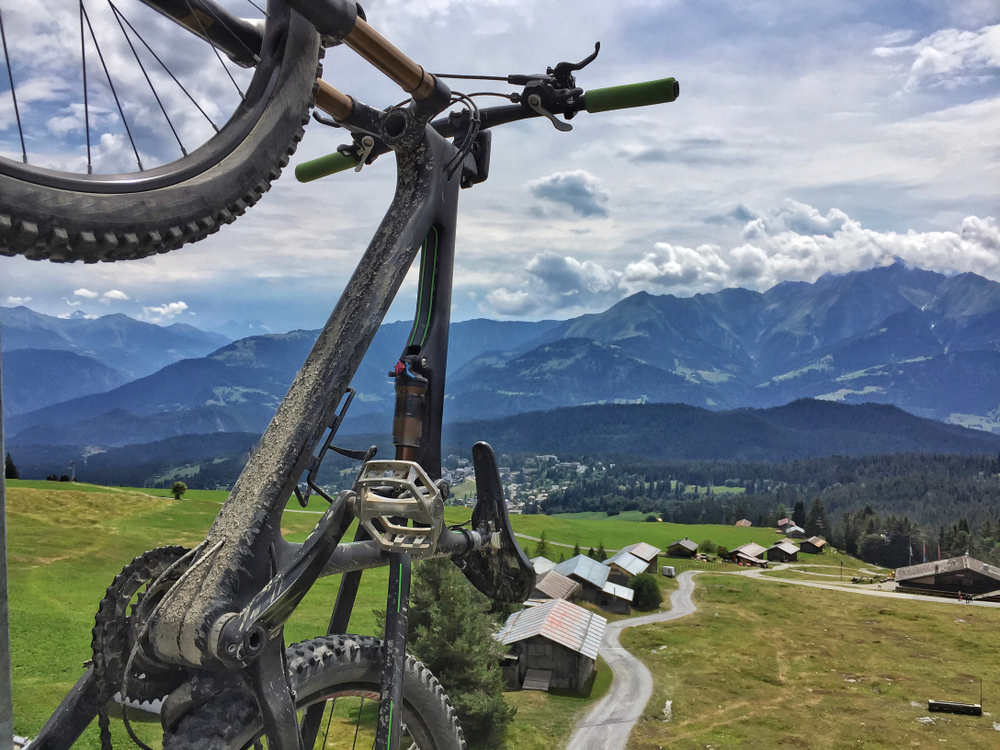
(108, 3), (220, 134)
(0, 6), (26, 163)
(321, 699), (335, 750)
(80, 0), (93, 173)
(245, 0), (268, 18)
(82, 1), (144, 171)
(353, 696), (365, 750)
(182, 0), (245, 99)
(109, 0), (187, 157)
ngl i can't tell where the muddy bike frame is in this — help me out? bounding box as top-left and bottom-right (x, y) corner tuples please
(29, 45), (540, 750)
(20, 1), (678, 747)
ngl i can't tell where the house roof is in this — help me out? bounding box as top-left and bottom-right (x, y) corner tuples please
(554, 555), (610, 588)
(602, 581), (635, 602)
(531, 557), (556, 575)
(668, 538), (699, 553)
(896, 555), (1000, 585)
(734, 542), (767, 559)
(768, 541), (799, 555)
(496, 599), (607, 660)
(804, 536), (827, 548)
(735, 519), (752, 527)
(604, 551), (649, 577)
(618, 542), (661, 563)
(785, 525), (805, 535)
(533, 570), (581, 601)
(777, 518), (790, 527)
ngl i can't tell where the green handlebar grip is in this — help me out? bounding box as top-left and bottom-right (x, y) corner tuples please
(584, 77), (679, 113)
(295, 151), (361, 182)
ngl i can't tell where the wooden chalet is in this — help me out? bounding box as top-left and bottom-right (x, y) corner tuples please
(777, 518), (791, 530)
(667, 538), (699, 559)
(766, 541), (799, 563)
(784, 525), (806, 539)
(531, 570), (581, 601)
(895, 555), (1000, 598)
(496, 599), (606, 691)
(554, 555), (633, 614)
(729, 542), (768, 567)
(801, 537), (828, 554)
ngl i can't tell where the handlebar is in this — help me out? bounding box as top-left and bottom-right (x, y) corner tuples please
(299, 75), (680, 183)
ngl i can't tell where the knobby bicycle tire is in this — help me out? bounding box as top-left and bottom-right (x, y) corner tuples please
(0, 3), (320, 264)
(162, 635), (467, 750)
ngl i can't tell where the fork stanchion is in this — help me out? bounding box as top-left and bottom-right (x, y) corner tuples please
(376, 552), (410, 750)
(0, 332), (12, 750)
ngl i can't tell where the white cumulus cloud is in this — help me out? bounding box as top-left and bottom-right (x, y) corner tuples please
(73, 288), (99, 299)
(4, 296), (31, 305)
(141, 301), (189, 324)
(874, 22), (1000, 90)
(482, 201), (1000, 317)
(100, 289), (130, 304)
(528, 170), (610, 217)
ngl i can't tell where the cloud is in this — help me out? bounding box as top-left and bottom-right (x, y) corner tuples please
(73, 288), (99, 299)
(140, 301), (189, 324)
(99, 289), (130, 304)
(481, 201), (1000, 316)
(528, 170), (610, 217)
(874, 23), (1000, 90)
(4, 296), (31, 305)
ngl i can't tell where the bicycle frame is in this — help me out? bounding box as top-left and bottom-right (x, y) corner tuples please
(30, 96), (509, 750)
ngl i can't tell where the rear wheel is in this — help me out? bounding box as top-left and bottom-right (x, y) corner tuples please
(162, 635), (467, 750)
(0, 0), (320, 262)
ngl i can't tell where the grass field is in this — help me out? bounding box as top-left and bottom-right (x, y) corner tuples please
(622, 573), (1000, 749)
(2, 482), (617, 747)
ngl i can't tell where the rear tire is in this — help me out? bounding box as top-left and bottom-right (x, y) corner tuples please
(0, 2), (320, 263)
(162, 635), (467, 750)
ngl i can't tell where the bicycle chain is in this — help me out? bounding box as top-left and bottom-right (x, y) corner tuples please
(91, 546), (191, 750)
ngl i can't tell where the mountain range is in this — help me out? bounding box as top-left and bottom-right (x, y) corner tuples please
(3, 260), (1000, 460)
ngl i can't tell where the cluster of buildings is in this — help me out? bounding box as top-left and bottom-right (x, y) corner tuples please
(895, 555), (1000, 600)
(495, 542), (662, 692)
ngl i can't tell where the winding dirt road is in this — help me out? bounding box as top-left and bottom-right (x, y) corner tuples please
(565, 571), (700, 750)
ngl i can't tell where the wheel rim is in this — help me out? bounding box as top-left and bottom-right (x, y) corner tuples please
(0, 0), (287, 191)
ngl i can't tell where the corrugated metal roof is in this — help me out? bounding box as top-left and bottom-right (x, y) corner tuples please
(534, 570), (581, 600)
(769, 541), (799, 555)
(602, 581), (635, 602)
(668, 538), (699, 553)
(532, 556), (556, 574)
(734, 542), (767, 559)
(804, 536), (827, 548)
(785, 525), (805, 535)
(496, 599), (607, 659)
(896, 555), (1000, 584)
(619, 542), (661, 562)
(554, 555), (610, 588)
(605, 551), (648, 577)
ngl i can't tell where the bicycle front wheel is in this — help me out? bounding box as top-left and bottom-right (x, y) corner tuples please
(0, 0), (320, 263)
(162, 635), (467, 750)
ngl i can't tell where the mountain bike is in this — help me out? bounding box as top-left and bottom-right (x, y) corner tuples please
(0, 1), (678, 747)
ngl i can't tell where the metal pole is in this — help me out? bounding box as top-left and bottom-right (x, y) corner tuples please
(0, 325), (13, 750)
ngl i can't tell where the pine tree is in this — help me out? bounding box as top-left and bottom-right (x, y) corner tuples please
(5, 452), (19, 480)
(805, 498), (830, 538)
(534, 531), (549, 558)
(407, 558), (514, 750)
(573, 542), (581, 556)
(596, 542), (607, 562)
(792, 499), (806, 528)
(630, 573), (662, 611)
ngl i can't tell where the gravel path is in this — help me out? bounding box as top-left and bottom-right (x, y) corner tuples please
(564, 571), (700, 750)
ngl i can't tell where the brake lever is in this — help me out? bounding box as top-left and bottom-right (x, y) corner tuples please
(549, 42), (600, 88)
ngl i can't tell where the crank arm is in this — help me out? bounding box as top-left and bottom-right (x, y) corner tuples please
(211, 492), (351, 667)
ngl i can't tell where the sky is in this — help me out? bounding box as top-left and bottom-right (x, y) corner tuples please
(0, 0), (998, 334)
